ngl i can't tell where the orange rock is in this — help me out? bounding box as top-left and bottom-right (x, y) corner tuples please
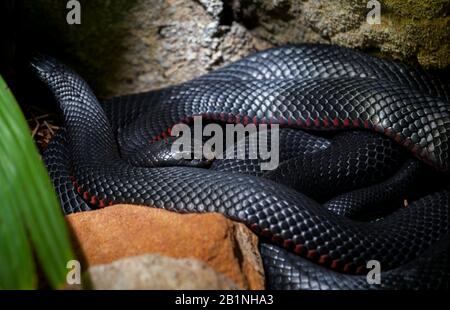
(67, 205), (265, 289)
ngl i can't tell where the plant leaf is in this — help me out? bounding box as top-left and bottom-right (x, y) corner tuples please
(0, 75), (75, 289)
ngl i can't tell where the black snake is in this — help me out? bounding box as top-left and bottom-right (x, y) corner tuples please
(32, 44), (450, 289)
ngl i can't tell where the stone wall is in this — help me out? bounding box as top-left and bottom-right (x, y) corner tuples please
(21, 0), (449, 98)
(227, 0), (450, 70)
(21, 0), (269, 97)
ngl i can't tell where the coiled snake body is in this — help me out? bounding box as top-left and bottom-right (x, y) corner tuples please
(33, 44), (450, 289)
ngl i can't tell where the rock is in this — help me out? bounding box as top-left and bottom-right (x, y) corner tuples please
(199, 0), (224, 18)
(21, 0), (269, 97)
(67, 205), (265, 289)
(84, 254), (240, 290)
(18, 0), (448, 98)
(228, 0), (450, 70)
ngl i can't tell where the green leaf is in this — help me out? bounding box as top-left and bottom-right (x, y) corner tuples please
(0, 75), (75, 289)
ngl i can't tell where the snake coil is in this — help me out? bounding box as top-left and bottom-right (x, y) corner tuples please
(33, 44), (450, 289)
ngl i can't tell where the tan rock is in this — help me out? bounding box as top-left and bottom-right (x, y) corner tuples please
(21, 0), (269, 97)
(230, 0), (450, 70)
(67, 205), (264, 289)
(18, 0), (448, 101)
(84, 254), (240, 290)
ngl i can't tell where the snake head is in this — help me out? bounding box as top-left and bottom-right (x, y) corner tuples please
(31, 54), (65, 79)
(124, 136), (215, 168)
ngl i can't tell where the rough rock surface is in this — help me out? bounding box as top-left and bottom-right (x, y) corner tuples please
(67, 205), (265, 290)
(22, 0), (270, 97)
(227, 0), (450, 70)
(84, 254), (240, 290)
(21, 0), (448, 99)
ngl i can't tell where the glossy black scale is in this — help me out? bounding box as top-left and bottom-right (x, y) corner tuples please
(34, 44), (450, 289)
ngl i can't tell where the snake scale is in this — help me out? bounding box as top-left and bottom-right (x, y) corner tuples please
(32, 44), (450, 289)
